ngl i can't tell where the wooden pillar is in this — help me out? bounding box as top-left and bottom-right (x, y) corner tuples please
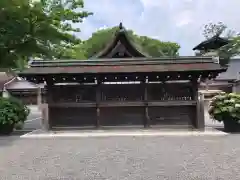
(43, 81), (53, 130)
(37, 86), (42, 110)
(233, 84), (236, 93)
(96, 81), (101, 128)
(197, 92), (205, 130)
(46, 83), (53, 104)
(143, 77), (150, 128)
(232, 81), (240, 93)
(191, 78), (198, 128)
(192, 78), (205, 130)
(41, 103), (49, 131)
(191, 79), (198, 101)
(2, 86), (9, 98)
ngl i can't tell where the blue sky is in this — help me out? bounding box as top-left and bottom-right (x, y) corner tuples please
(77, 0), (240, 56)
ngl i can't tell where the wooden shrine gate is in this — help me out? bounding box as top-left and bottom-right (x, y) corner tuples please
(19, 23), (225, 130)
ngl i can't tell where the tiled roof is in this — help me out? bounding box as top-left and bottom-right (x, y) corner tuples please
(193, 35), (229, 50)
(0, 72), (15, 89)
(19, 57), (224, 75)
(5, 78), (38, 90)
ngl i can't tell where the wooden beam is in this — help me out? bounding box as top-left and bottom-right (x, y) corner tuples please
(48, 101), (197, 108)
(191, 78), (199, 101)
(96, 81), (101, 128)
(148, 101), (196, 106)
(196, 92), (205, 130)
(191, 77), (205, 130)
(45, 80), (54, 130)
(143, 78), (150, 127)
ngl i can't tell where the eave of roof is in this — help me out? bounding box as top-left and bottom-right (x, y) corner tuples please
(28, 56), (221, 66)
(19, 56), (225, 75)
(0, 71), (16, 88)
(193, 35), (230, 50)
(5, 78), (38, 90)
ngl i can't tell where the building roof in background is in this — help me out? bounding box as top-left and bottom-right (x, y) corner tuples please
(216, 58), (240, 80)
(0, 71), (15, 90)
(193, 35), (229, 51)
(5, 77), (39, 90)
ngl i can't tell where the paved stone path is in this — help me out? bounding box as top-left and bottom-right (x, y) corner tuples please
(23, 106), (42, 130)
(0, 135), (240, 179)
(21, 127), (227, 138)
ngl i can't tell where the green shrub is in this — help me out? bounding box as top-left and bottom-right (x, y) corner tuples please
(14, 121), (24, 130)
(0, 97), (30, 126)
(208, 92), (240, 122)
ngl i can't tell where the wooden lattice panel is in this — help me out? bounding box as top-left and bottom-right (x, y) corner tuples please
(51, 85), (96, 103)
(148, 82), (192, 101)
(100, 84), (144, 101)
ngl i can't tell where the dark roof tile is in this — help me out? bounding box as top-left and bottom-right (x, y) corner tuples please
(19, 57), (224, 75)
(193, 35), (229, 50)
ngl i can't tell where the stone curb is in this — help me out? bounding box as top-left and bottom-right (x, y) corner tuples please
(20, 130), (228, 138)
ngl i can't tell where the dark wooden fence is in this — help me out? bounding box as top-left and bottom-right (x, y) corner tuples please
(47, 81), (197, 128)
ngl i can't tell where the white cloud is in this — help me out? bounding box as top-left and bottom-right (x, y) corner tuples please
(175, 10), (193, 27)
(140, 0), (166, 8)
(77, 0), (240, 55)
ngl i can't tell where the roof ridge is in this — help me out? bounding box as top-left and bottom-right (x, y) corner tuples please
(29, 56), (217, 63)
(28, 59), (219, 68)
(92, 23), (150, 58)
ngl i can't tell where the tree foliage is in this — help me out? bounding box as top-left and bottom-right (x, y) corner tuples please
(80, 27), (119, 58)
(79, 27), (180, 58)
(203, 22), (227, 39)
(203, 22), (240, 60)
(134, 35), (180, 57)
(0, 0), (91, 68)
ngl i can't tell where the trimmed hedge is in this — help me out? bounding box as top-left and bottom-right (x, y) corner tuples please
(208, 92), (240, 122)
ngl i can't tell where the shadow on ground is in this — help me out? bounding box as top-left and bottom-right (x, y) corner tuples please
(12, 130), (33, 136)
(214, 127), (240, 134)
(0, 129), (35, 147)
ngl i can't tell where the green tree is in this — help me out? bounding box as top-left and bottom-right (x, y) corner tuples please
(80, 27), (180, 58)
(80, 27), (119, 58)
(54, 44), (86, 59)
(0, 0), (91, 69)
(134, 35), (180, 57)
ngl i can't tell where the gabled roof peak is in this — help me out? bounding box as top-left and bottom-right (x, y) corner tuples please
(93, 22), (150, 58)
(119, 22), (123, 29)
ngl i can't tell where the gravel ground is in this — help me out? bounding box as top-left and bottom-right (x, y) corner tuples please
(0, 135), (240, 180)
